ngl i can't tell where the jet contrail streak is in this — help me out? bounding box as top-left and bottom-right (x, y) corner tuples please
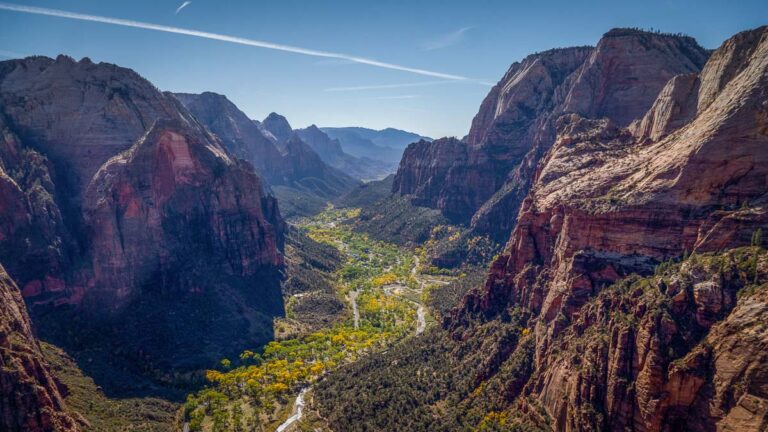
(324, 80), (456, 92)
(0, 2), (470, 81)
(175, 1), (192, 15)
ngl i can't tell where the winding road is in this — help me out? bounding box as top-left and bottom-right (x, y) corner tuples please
(275, 388), (308, 432)
(349, 290), (360, 329)
(415, 305), (426, 334)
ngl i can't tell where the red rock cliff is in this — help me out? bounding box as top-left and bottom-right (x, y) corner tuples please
(455, 26), (768, 432)
(0, 263), (79, 432)
(393, 29), (709, 241)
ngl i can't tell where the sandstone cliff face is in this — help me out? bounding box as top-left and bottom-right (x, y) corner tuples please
(0, 55), (185, 195)
(173, 92), (286, 182)
(0, 113), (75, 303)
(83, 118), (284, 310)
(0, 263), (79, 432)
(262, 112), (293, 146)
(528, 249), (768, 432)
(0, 56), (287, 312)
(454, 26), (768, 431)
(393, 29), (709, 242)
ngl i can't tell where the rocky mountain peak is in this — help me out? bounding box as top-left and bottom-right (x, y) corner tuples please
(262, 112), (293, 144)
(559, 27), (709, 126)
(0, 55), (189, 195)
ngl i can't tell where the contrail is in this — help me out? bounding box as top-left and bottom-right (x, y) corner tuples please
(174, 1), (192, 15)
(325, 80), (455, 92)
(0, 2), (470, 81)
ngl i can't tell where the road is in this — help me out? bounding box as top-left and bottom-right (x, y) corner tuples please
(415, 305), (426, 334)
(348, 290), (360, 329)
(276, 387), (308, 432)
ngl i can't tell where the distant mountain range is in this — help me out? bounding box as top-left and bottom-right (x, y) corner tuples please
(321, 126), (431, 166)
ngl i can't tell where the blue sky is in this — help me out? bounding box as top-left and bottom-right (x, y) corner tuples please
(0, 1), (765, 138)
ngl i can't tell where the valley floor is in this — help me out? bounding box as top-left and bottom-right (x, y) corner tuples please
(182, 207), (454, 431)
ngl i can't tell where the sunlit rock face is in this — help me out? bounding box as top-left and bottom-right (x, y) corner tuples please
(394, 29), (709, 242)
(453, 26), (768, 432)
(83, 118), (285, 311)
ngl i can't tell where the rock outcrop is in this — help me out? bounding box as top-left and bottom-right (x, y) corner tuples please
(173, 92), (285, 182)
(83, 118), (284, 310)
(454, 26), (768, 431)
(393, 29), (709, 242)
(0, 55), (185, 195)
(0, 263), (79, 432)
(174, 93), (359, 212)
(261, 112), (293, 146)
(0, 56), (289, 376)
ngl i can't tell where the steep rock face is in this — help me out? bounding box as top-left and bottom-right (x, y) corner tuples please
(0, 55), (185, 195)
(393, 137), (468, 221)
(173, 92), (285, 182)
(0, 56), (283, 324)
(0, 56), (201, 302)
(455, 26), (768, 432)
(393, 29), (708, 241)
(0, 263), (79, 432)
(557, 29), (708, 126)
(630, 73), (700, 141)
(528, 250), (768, 432)
(83, 118), (284, 310)
(0, 113), (75, 302)
(262, 112), (293, 146)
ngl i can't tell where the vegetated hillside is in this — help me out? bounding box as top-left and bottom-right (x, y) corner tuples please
(315, 247), (768, 431)
(352, 194), (450, 245)
(345, 185), (499, 267)
(281, 227), (346, 331)
(42, 343), (178, 432)
(313, 26), (768, 432)
(335, 175), (395, 208)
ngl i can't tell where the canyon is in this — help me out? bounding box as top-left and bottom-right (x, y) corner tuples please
(315, 26), (768, 432)
(0, 23), (765, 432)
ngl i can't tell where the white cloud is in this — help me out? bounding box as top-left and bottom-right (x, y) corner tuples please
(175, 1), (192, 15)
(0, 2), (474, 81)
